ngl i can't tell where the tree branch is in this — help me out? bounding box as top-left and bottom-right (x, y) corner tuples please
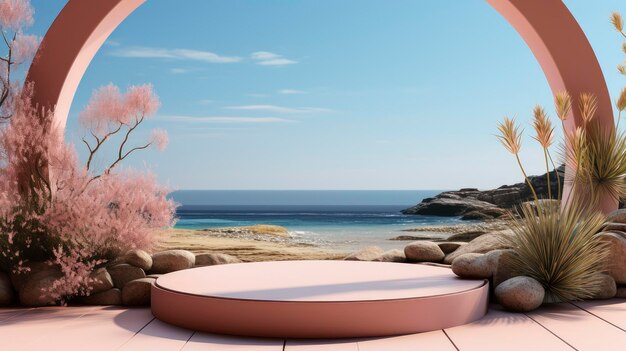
(105, 142), (151, 175)
(84, 123), (122, 170)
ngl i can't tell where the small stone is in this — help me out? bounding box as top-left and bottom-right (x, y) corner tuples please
(123, 249), (153, 271)
(592, 274), (617, 300)
(607, 209), (626, 224)
(107, 264), (146, 289)
(87, 268), (114, 295)
(80, 288), (122, 305)
(373, 249), (406, 263)
(150, 250), (195, 274)
(437, 242), (466, 254)
(146, 274), (163, 279)
(195, 253), (242, 266)
(617, 285), (626, 298)
(451, 253), (494, 279)
(443, 230), (513, 264)
(344, 246), (385, 261)
(122, 278), (155, 306)
(495, 276), (545, 312)
(0, 271), (15, 306)
(598, 232), (626, 284)
(404, 241), (445, 262)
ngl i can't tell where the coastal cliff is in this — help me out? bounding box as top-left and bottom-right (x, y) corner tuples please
(401, 167), (563, 220)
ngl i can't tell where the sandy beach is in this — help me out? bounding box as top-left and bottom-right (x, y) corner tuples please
(156, 225), (348, 262)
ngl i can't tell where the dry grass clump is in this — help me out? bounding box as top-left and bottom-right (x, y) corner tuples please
(504, 199), (608, 302)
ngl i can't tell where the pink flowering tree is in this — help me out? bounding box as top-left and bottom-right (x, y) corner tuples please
(0, 0), (176, 303)
(0, 0), (39, 120)
(0, 85), (176, 301)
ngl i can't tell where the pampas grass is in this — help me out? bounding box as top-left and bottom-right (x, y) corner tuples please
(533, 106), (555, 199)
(504, 199), (608, 302)
(496, 117), (539, 201)
(555, 91), (572, 121)
(613, 12), (626, 75)
(612, 12), (625, 35)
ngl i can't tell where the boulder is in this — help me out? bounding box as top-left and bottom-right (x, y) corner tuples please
(437, 242), (466, 254)
(123, 249), (153, 271)
(122, 278), (155, 306)
(195, 253), (242, 266)
(598, 232), (626, 284)
(451, 253), (495, 279)
(592, 274), (617, 300)
(10, 261), (56, 292)
(150, 250), (195, 274)
(445, 231), (487, 242)
(373, 249), (406, 263)
(87, 268), (114, 295)
(607, 209), (626, 224)
(443, 230), (513, 264)
(344, 246), (385, 261)
(404, 241), (445, 262)
(107, 264), (146, 289)
(492, 249), (520, 287)
(0, 271), (15, 306)
(18, 268), (63, 307)
(495, 276), (545, 312)
(80, 288), (122, 305)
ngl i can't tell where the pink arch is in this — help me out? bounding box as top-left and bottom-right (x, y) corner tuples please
(25, 0), (616, 211)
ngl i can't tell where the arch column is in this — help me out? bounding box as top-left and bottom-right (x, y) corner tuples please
(24, 0), (617, 212)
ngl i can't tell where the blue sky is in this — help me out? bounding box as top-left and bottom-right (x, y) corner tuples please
(26, 0), (626, 190)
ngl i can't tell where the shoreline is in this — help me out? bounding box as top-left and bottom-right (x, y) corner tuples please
(157, 220), (506, 261)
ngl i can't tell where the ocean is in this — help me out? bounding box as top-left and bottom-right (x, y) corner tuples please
(169, 190), (464, 251)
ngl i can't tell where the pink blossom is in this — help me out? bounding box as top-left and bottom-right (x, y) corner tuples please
(79, 84), (128, 134)
(124, 84), (160, 118)
(11, 33), (39, 63)
(79, 84), (161, 137)
(150, 129), (169, 151)
(0, 0), (33, 31)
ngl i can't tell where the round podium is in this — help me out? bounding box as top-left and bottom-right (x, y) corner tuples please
(151, 260), (488, 338)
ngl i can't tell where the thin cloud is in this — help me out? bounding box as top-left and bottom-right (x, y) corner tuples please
(160, 115), (292, 123)
(251, 51), (297, 66)
(198, 99), (214, 105)
(257, 58), (297, 66)
(111, 46), (241, 63)
(251, 51), (281, 60)
(279, 89), (306, 95)
(225, 105), (331, 113)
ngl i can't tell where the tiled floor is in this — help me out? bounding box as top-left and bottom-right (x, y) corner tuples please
(1, 299), (625, 350)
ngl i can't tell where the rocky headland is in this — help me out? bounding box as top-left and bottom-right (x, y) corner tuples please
(401, 167), (563, 220)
